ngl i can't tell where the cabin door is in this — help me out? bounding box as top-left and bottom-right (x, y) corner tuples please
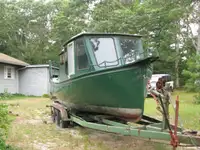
(67, 42), (75, 78)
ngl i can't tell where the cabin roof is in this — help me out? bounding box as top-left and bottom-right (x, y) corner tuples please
(63, 32), (143, 47)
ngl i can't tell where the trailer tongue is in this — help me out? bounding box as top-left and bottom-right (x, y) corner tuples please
(49, 84), (200, 149)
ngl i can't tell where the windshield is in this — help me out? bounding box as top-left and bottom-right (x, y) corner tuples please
(90, 37), (118, 67)
(119, 37), (144, 64)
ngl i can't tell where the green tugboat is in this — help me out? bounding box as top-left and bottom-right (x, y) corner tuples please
(49, 32), (158, 121)
(48, 32), (200, 148)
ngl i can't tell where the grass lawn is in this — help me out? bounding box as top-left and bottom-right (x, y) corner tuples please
(0, 93), (39, 101)
(1, 90), (199, 150)
(144, 90), (200, 130)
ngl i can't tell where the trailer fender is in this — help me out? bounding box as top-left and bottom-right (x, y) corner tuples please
(52, 102), (69, 121)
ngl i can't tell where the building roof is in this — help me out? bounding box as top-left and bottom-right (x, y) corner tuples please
(63, 32), (143, 47)
(26, 64), (50, 68)
(0, 53), (29, 66)
(18, 64), (59, 70)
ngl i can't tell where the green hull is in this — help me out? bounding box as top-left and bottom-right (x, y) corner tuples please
(52, 63), (152, 121)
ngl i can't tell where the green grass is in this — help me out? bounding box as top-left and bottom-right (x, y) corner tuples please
(0, 93), (39, 101)
(3, 98), (171, 150)
(144, 90), (200, 130)
(2, 90), (200, 150)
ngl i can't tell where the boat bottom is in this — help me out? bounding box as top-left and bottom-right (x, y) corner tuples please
(61, 102), (143, 122)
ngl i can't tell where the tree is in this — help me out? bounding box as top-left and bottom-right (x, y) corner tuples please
(0, 0), (198, 89)
(89, 0), (192, 87)
(0, 0), (57, 64)
(50, 0), (94, 48)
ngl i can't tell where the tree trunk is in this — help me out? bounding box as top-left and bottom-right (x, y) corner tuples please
(175, 42), (180, 88)
(197, 3), (200, 55)
(197, 24), (200, 55)
(175, 59), (180, 88)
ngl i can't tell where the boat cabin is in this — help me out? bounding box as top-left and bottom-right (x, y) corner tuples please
(58, 32), (156, 81)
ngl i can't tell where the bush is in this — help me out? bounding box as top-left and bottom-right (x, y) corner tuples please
(193, 93), (200, 104)
(182, 55), (200, 104)
(42, 94), (50, 98)
(0, 104), (15, 150)
(0, 104), (10, 137)
(0, 92), (34, 101)
(0, 138), (7, 149)
(0, 138), (19, 150)
(0, 92), (12, 100)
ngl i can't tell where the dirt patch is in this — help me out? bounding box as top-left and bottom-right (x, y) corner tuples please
(15, 116), (25, 123)
(32, 141), (57, 150)
(17, 119), (43, 125)
(6, 98), (171, 150)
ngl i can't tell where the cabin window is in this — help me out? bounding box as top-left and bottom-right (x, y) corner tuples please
(119, 37), (144, 64)
(75, 39), (89, 69)
(67, 42), (75, 76)
(4, 66), (15, 79)
(90, 37), (118, 67)
(65, 51), (68, 75)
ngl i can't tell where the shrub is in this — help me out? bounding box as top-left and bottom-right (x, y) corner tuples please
(0, 104), (15, 150)
(42, 94), (50, 98)
(0, 138), (19, 150)
(193, 93), (200, 104)
(182, 55), (200, 104)
(0, 104), (10, 137)
(0, 92), (12, 100)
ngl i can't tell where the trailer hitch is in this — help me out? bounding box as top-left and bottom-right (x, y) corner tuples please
(147, 80), (180, 149)
(169, 96), (179, 149)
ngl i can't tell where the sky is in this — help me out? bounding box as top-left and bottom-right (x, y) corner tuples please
(190, 23), (198, 36)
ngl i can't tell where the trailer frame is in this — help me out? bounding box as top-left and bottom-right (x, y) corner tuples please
(47, 88), (200, 149)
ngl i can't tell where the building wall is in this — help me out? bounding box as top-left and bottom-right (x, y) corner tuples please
(0, 63), (18, 93)
(19, 67), (49, 96)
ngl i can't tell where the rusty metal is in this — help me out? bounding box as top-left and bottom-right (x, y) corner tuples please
(52, 102), (69, 121)
(174, 96), (179, 137)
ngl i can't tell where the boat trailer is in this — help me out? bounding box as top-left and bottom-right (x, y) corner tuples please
(48, 86), (200, 149)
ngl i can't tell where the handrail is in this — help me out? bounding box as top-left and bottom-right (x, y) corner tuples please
(92, 49), (159, 69)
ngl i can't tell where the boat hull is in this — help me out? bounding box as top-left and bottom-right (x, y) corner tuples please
(51, 64), (152, 121)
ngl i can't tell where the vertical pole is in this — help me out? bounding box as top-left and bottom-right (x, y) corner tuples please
(174, 95), (179, 139)
(162, 90), (170, 130)
(172, 95), (179, 150)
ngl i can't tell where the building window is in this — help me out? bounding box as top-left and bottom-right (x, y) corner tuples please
(4, 66), (15, 79)
(76, 39), (89, 69)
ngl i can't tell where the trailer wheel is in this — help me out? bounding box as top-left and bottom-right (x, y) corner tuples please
(60, 120), (70, 128)
(54, 109), (70, 128)
(170, 86), (173, 92)
(55, 109), (61, 126)
(51, 107), (56, 123)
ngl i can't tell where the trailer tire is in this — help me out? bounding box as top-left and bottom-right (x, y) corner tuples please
(54, 109), (70, 128)
(170, 86), (173, 92)
(60, 120), (70, 128)
(55, 109), (61, 127)
(51, 107), (56, 123)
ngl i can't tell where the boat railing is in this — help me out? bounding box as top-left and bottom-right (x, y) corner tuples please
(89, 49), (159, 69)
(49, 60), (60, 81)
